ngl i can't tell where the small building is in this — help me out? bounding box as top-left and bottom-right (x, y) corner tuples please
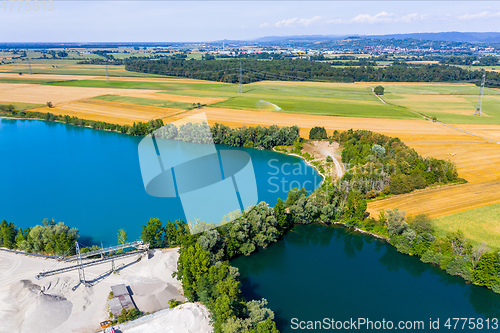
(108, 284), (136, 317)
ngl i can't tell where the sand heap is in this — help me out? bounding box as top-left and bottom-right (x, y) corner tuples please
(0, 248), (211, 333)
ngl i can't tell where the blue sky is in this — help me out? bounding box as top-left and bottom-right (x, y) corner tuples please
(1, 1), (500, 42)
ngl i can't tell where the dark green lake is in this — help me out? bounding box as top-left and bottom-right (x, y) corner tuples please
(232, 224), (500, 332)
(0, 119), (322, 245)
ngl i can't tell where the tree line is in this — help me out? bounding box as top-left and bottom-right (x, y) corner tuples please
(378, 209), (500, 294)
(1, 106), (165, 136)
(0, 219), (79, 256)
(2, 106), (299, 150)
(123, 58), (500, 84)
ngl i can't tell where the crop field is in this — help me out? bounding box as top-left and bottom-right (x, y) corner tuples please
(380, 83), (500, 124)
(92, 95), (195, 110)
(433, 203), (500, 249)
(33, 99), (191, 125)
(0, 83), (162, 104)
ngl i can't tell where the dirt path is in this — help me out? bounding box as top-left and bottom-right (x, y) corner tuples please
(371, 86), (387, 104)
(303, 141), (345, 178)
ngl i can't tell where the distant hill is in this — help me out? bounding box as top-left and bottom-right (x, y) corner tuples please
(253, 32), (500, 44)
(254, 35), (348, 42)
(366, 32), (500, 43)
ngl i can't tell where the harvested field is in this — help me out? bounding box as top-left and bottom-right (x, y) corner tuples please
(0, 73), (96, 81)
(32, 99), (190, 125)
(0, 83), (160, 104)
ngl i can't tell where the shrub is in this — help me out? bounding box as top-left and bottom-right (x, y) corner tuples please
(169, 299), (183, 308)
(374, 85), (384, 95)
(309, 126), (328, 140)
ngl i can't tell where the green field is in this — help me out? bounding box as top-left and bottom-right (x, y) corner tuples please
(0, 102), (44, 110)
(434, 203), (500, 250)
(211, 94), (416, 119)
(92, 94), (194, 109)
(49, 79), (229, 91)
(381, 84), (500, 124)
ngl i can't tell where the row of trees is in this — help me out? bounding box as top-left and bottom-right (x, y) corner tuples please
(210, 123), (300, 149)
(374, 210), (500, 292)
(124, 58), (499, 83)
(337, 129), (463, 197)
(154, 122), (300, 149)
(1, 107), (165, 136)
(439, 56), (499, 67)
(2, 106), (298, 150)
(0, 219), (78, 256)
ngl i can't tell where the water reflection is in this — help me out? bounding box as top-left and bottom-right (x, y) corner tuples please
(233, 223), (500, 333)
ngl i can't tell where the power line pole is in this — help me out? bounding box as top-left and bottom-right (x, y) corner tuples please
(475, 71), (486, 116)
(75, 241), (87, 287)
(105, 60), (109, 82)
(27, 50), (32, 75)
(238, 60), (243, 93)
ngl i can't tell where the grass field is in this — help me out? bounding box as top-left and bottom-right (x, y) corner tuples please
(92, 94), (195, 110)
(0, 102), (44, 110)
(433, 203), (500, 249)
(381, 83), (500, 124)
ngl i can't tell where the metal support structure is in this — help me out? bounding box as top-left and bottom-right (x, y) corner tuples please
(27, 50), (32, 75)
(75, 241), (87, 286)
(475, 71), (486, 116)
(238, 61), (243, 93)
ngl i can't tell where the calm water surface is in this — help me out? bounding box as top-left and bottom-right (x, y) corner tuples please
(232, 224), (500, 333)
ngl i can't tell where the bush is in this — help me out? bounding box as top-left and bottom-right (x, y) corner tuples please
(309, 126), (327, 140)
(116, 308), (142, 323)
(46, 101), (54, 108)
(374, 86), (384, 95)
(326, 155), (333, 162)
(168, 299), (183, 308)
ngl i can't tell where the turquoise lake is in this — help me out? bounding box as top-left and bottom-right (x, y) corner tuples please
(232, 224), (500, 332)
(0, 119), (322, 245)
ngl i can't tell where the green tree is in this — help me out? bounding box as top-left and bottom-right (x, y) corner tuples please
(386, 209), (407, 236)
(274, 198), (288, 235)
(0, 220), (17, 249)
(175, 244), (211, 300)
(473, 252), (500, 288)
(118, 229), (128, 245)
(374, 85), (385, 95)
(408, 214), (434, 234)
(141, 218), (164, 248)
(309, 126), (328, 140)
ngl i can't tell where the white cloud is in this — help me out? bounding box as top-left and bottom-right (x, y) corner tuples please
(259, 22), (270, 28)
(348, 11), (425, 24)
(350, 11), (396, 24)
(458, 11), (500, 20)
(274, 16), (321, 28)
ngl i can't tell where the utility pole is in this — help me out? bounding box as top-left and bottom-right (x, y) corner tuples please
(105, 60), (109, 82)
(27, 50), (32, 75)
(238, 60), (243, 93)
(75, 241), (86, 287)
(475, 71), (486, 116)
